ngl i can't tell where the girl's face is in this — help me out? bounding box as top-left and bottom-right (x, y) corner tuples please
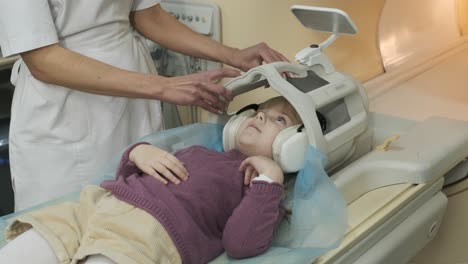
(235, 104), (297, 158)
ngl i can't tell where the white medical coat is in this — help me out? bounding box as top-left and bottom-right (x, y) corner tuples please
(0, 0), (163, 211)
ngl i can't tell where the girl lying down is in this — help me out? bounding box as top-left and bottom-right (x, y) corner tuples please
(0, 96), (303, 264)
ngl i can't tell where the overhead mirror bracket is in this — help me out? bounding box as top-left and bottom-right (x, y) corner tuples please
(291, 6), (357, 72)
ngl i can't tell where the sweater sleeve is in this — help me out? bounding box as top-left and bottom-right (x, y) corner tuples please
(222, 181), (285, 259)
(114, 142), (150, 179)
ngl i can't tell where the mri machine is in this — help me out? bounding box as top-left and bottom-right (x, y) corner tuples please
(300, 1), (468, 263)
(363, 0), (468, 263)
(211, 4), (468, 264)
(1, 1), (468, 263)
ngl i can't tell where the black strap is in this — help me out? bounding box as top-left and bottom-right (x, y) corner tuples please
(316, 111), (327, 132)
(296, 111), (327, 133)
(235, 104), (259, 115)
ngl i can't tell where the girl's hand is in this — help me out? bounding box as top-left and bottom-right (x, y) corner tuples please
(129, 145), (188, 184)
(239, 156), (284, 185)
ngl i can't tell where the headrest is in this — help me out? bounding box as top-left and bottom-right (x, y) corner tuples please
(223, 104), (327, 173)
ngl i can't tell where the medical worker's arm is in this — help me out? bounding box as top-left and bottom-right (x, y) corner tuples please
(130, 5), (289, 72)
(20, 44), (238, 114)
(222, 157), (285, 258)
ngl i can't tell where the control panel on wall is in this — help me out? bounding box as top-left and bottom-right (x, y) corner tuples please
(148, 0), (222, 77)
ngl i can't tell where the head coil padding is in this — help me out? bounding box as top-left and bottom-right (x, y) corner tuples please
(272, 125), (308, 173)
(223, 107), (257, 152)
(274, 111), (327, 172)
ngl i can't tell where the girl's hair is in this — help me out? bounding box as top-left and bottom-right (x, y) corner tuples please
(259, 96), (302, 125)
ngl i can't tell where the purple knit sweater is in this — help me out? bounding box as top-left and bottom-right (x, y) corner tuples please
(101, 143), (285, 264)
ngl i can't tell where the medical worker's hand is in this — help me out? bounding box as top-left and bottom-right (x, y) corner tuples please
(158, 68), (240, 114)
(228, 43), (290, 72)
(129, 145), (189, 185)
(240, 156), (284, 185)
